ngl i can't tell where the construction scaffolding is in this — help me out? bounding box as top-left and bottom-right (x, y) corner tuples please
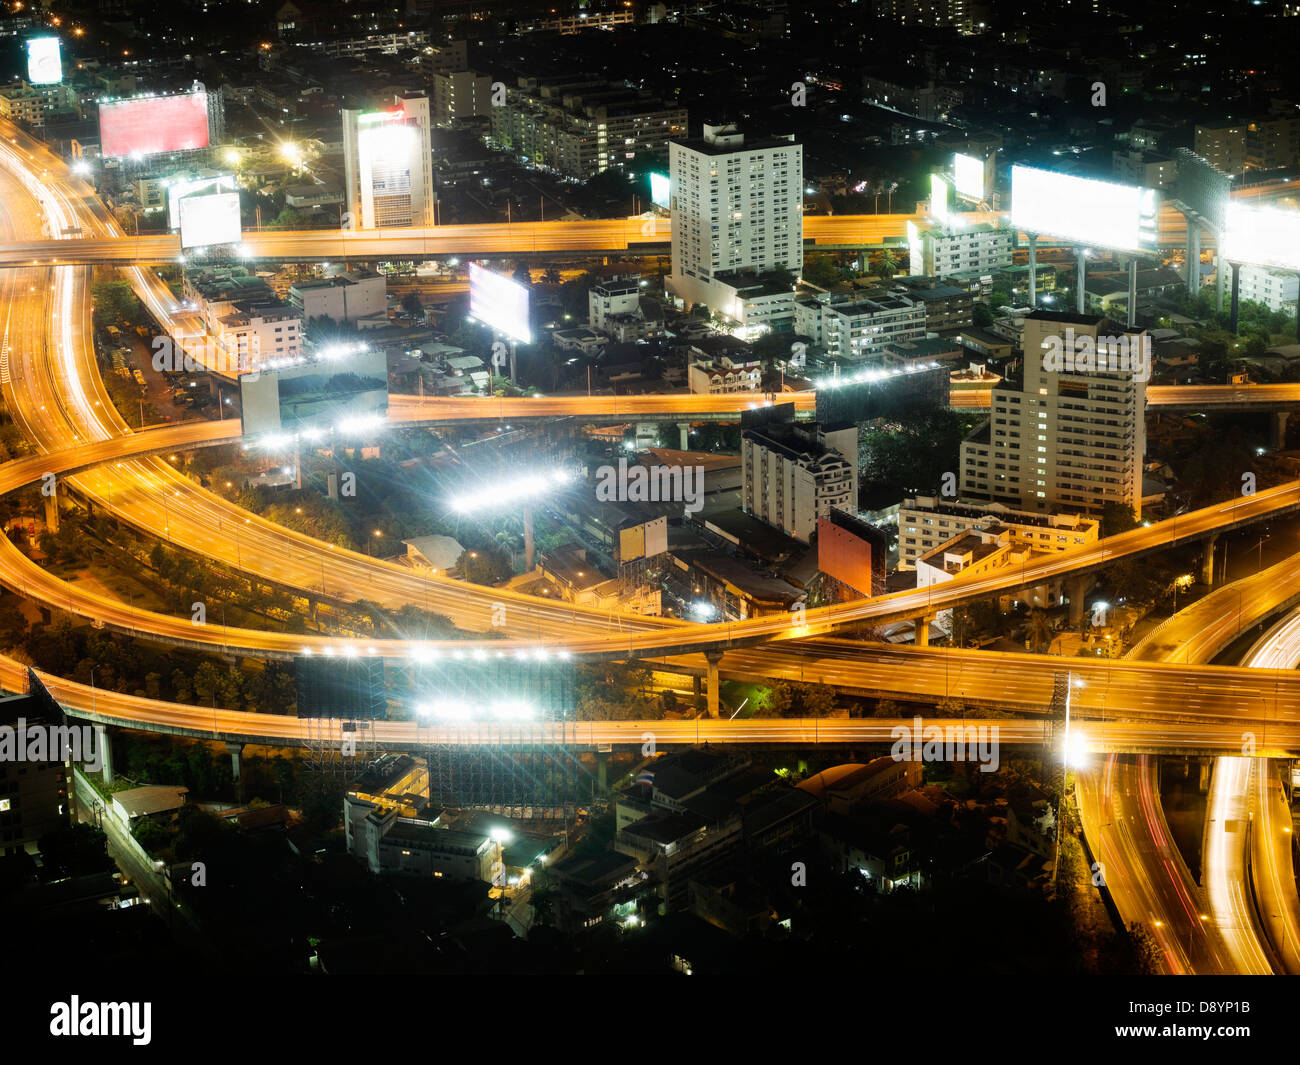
(301, 716), (380, 781)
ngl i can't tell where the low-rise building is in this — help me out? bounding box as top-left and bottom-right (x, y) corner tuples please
(289, 269), (387, 324)
(897, 495), (1099, 570)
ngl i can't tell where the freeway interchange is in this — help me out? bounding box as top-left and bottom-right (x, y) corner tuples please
(2, 119), (1300, 976)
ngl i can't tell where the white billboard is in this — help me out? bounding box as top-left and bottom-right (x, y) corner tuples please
(1222, 203), (1300, 272)
(469, 263), (531, 344)
(953, 152), (984, 202)
(27, 37), (61, 86)
(167, 173), (237, 229)
(178, 191), (242, 249)
(649, 172), (670, 209)
(1011, 165), (1158, 251)
(930, 173), (952, 225)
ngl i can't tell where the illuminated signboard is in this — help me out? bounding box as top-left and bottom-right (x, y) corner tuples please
(99, 92), (210, 160)
(178, 191), (242, 249)
(1011, 165), (1158, 251)
(649, 172), (670, 209)
(26, 37), (61, 86)
(469, 263), (531, 344)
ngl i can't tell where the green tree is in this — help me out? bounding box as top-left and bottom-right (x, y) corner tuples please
(802, 253), (841, 289)
(1098, 502), (1140, 538)
(871, 249), (899, 280)
(400, 292), (424, 316)
(1027, 609), (1054, 653)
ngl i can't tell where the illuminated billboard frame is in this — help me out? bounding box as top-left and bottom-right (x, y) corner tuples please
(26, 37), (61, 86)
(167, 173), (237, 229)
(98, 92), (211, 160)
(240, 348), (389, 438)
(468, 263), (531, 344)
(952, 152), (984, 202)
(1222, 203), (1300, 272)
(1011, 165), (1158, 252)
(649, 172), (670, 209)
(930, 173), (953, 225)
(178, 191), (242, 250)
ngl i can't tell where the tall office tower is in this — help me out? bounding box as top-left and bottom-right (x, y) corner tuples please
(668, 122), (802, 311)
(959, 311), (1147, 518)
(342, 93), (435, 229)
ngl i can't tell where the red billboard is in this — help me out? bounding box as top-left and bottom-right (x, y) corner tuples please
(99, 92), (210, 159)
(817, 511), (886, 598)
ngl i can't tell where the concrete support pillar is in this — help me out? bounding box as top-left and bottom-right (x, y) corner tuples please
(1127, 258), (1138, 327)
(1075, 248), (1087, 315)
(1216, 250), (1227, 313)
(225, 742), (244, 785)
(1273, 411), (1290, 450)
(677, 422), (691, 450)
(704, 651), (723, 719)
(42, 492), (58, 534)
(1067, 575), (1090, 627)
(1201, 532), (1218, 586)
(1027, 234), (1038, 308)
(1199, 759), (1211, 793)
(524, 507), (535, 572)
(1186, 223), (1200, 296)
(597, 753), (608, 791)
(914, 615), (932, 648)
(100, 728), (113, 784)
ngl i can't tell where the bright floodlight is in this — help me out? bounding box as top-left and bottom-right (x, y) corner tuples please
(1066, 732), (1090, 769)
(450, 469), (575, 514)
(490, 827), (513, 843)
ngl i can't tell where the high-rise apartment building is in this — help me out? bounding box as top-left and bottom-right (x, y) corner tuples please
(959, 311), (1147, 518)
(1196, 116), (1300, 175)
(490, 76), (686, 179)
(342, 93), (435, 229)
(431, 70), (494, 126)
(669, 123), (802, 312)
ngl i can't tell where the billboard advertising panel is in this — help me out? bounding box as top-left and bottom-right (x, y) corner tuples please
(953, 152), (984, 202)
(469, 263), (531, 343)
(178, 191), (241, 249)
(1222, 203), (1300, 272)
(99, 92), (210, 159)
(167, 173), (237, 229)
(240, 348), (389, 437)
(1174, 147), (1231, 233)
(649, 171), (670, 209)
(930, 173), (952, 225)
(26, 37), (61, 86)
(1011, 165), (1158, 251)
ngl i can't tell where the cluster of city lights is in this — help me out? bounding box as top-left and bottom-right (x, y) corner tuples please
(412, 646), (571, 663)
(316, 342), (370, 362)
(818, 360), (943, 390)
(417, 699), (536, 721)
(450, 469), (576, 514)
